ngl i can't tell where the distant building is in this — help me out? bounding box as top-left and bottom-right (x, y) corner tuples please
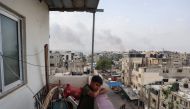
(121, 50), (190, 86)
(49, 51), (85, 74)
(180, 53), (190, 66)
(141, 85), (161, 109)
(121, 51), (146, 86)
(49, 51), (61, 67)
(131, 67), (163, 92)
(160, 67), (190, 79)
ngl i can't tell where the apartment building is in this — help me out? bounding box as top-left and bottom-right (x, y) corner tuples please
(141, 85), (161, 109)
(160, 79), (190, 109)
(160, 67), (190, 79)
(131, 67), (163, 92)
(49, 51), (85, 74)
(121, 51), (146, 86)
(49, 51), (61, 67)
(180, 53), (190, 66)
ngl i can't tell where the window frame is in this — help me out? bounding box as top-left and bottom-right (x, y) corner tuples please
(0, 4), (25, 96)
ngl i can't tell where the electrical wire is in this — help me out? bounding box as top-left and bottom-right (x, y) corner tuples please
(1, 53), (77, 109)
(1, 59), (45, 109)
(0, 53), (46, 67)
(25, 49), (44, 57)
(0, 52), (75, 69)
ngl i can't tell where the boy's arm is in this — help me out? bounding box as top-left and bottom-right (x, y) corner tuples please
(88, 88), (109, 97)
(99, 88), (109, 95)
(88, 90), (100, 97)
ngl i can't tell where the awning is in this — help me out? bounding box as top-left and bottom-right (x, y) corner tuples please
(107, 81), (122, 87)
(42, 0), (100, 12)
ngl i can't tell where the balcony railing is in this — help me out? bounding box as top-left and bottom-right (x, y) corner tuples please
(34, 74), (115, 109)
(33, 86), (49, 109)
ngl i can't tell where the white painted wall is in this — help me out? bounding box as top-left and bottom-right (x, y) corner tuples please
(49, 74), (89, 87)
(143, 73), (163, 85)
(0, 0), (49, 109)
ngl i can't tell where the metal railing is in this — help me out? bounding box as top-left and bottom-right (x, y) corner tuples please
(34, 86), (49, 109)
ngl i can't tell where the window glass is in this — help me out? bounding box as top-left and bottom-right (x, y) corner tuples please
(1, 14), (20, 86)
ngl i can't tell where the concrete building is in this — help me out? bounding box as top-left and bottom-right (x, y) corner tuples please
(180, 53), (190, 66)
(121, 51), (146, 86)
(141, 85), (161, 109)
(170, 52), (183, 67)
(49, 51), (85, 74)
(0, 1), (49, 109)
(49, 51), (61, 67)
(160, 67), (190, 79)
(144, 51), (161, 66)
(160, 79), (190, 109)
(131, 67), (163, 92)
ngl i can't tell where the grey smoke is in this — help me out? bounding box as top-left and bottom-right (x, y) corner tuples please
(50, 23), (85, 47)
(96, 30), (125, 51)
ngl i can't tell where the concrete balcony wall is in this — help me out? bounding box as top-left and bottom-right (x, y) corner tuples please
(49, 74), (115, 109)
(49, 74), (89, 87)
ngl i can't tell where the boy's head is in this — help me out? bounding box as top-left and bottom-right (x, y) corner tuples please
(90, 75), (103, 91)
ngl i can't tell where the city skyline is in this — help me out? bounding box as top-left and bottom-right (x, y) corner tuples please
(50, 0), (190, 54)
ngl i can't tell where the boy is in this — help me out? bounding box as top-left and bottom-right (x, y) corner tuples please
(77, 75), (108, 109)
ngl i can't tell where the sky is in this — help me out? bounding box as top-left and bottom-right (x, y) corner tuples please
(49, 0), (190, 54)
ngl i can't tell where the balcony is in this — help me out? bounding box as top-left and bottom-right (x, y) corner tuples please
(34, 73), (115, 109)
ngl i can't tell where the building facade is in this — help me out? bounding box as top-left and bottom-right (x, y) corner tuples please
(0, 1), (49, 109)
(49, 51), (85, 74)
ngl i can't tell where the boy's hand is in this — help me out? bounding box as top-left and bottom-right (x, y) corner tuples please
(99, 88), (109, 95)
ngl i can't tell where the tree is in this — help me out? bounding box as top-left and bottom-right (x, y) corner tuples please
(95, 57), (112, 70)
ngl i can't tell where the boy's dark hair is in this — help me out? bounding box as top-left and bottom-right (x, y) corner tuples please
(91, 75), (103, 85)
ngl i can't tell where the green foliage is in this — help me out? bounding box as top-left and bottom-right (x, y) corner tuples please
(170, 83), (179, 91)
(95, 57), (112, 70)
(162, 87), (171, 99)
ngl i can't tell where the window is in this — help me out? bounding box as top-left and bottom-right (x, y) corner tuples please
(177, 69), (183, 73)
(180, 99), (183, 104)
(0, 5), (24, 95)
(162, 103), (166, 108)
(166, 69), (169, 73)
(152, 98), (156, 103)
(174, 96), (176, 101)
(138, 74), (141, 78)
(144, 68), (146, 72)
(50, 56), (54, 58)
(185, 102), (188, 107)
(50, 63), (54, 67)
(163, 79), (168, 82)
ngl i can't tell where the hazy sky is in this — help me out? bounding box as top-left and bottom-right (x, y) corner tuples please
(50, 0), (190, 53)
